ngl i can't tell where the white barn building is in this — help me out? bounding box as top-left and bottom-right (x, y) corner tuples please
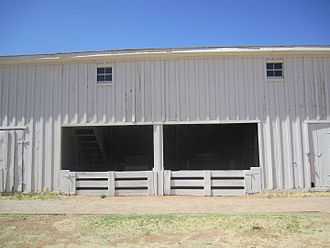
(0, 46), (329, 196)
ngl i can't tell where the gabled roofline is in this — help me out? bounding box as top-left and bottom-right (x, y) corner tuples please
(1, 45), (330, 65)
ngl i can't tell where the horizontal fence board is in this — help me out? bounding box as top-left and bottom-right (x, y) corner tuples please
(171, 180), (204, 187)
(170, 171), (204, 177)
(115, 171), (149, 178)
(212, 189), (245, 196)
(75, 172), (108, 179)
(76, 189), (108, 196)
(76, 180), (108, 188)
(211, 180), (245, 187)
(170, 189), (204, 196)
(115, 180), (148, 187)
(116, 190), (148, 196)
(211, 170), (245, 177)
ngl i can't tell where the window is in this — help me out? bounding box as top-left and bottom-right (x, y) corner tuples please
(266, 62), (283, 79)
(97, 67), (112, 84)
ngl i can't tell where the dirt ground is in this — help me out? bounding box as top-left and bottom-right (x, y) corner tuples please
(1, 193), (330, 247)
(1, 193), (330, 215)
(1, 212), (330, 247)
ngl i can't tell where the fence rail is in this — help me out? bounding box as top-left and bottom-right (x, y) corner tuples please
(60, 167), (261, 196)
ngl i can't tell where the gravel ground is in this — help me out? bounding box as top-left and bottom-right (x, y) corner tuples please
(1, 194), (330, 215)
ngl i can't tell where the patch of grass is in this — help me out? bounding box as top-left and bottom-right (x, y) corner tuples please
(285, 215), (301, 232)
(265, 191), (330, 198)
(87, 213), (316, 236)
(1, 192), (61, 200)
(0, 213), (328, 248)
(267, 194), (273, 199)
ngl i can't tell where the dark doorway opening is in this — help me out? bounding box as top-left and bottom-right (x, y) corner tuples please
(61, 125), (153, 171)
(164, 123), (259, 170)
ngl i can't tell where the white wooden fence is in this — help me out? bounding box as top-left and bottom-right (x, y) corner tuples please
(60, 167), (261, 196)
(163, 167), (261, 196)
(60, 170), (156, 196)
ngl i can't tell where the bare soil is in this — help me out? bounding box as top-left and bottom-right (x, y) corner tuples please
(1, 213), (330, 248)
(1, 193), (330, 247)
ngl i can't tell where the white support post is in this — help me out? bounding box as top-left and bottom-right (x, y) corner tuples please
(245, 167), (261, 194)
(244, 170), (252, 194)
(153, 124), (164, 195)
(69, 172), (76, 195)
(164, 170), (171, 195)
(0, 169), (3, 192)
(60, 170), (76, 195)
(251, 167), (261, 193)
(108, 171), (115, 196)
(153, 171), (158, 196)
(204, 170), (211, 196)
(158, 170), (164, 196)
(147, 171), (155, 196)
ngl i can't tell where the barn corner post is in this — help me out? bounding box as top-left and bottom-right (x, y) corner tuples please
(153, 124), (164, 195)
(60, 170), (76, 195)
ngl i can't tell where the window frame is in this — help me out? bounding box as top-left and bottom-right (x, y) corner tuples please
(96, 65), (113, 85)
(266, 60), (284, 81)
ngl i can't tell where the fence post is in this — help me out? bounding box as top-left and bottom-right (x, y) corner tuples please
(60, 170), (76, 195)
(69, 172), (76, 195)
(158, 170), (164, 196)
(244, 170), (252, 194)
(0, 168), (3, 192)
(108, 171), (115, 196)
(153, 171), (158, 196)
(147, 171), (155, 196)
(204, 170), (211, 196)
(251, 167), (261, 193)
(60, 170), (70, 194)
(164, 170), (171, 195)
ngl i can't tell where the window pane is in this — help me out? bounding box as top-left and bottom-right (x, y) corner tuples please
(274, 63), (282, 69)
(105, 75), (112, 81)
(275, 71), (282, 77)
(97, 75), (104, 81)
(266, 63), (273, 69)
(97, 68), (105, 74)
(105, 67), (112, 73)
(267, 71), (274, 77)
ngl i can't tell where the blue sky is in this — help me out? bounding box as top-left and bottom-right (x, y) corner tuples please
(0, 0), (329, 55)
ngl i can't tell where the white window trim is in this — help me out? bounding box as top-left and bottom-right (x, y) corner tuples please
(266, 60), (284, 81)
(96, 64), (113, 86)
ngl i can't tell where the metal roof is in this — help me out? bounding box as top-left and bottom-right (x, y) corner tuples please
(1, 45), (330, 64)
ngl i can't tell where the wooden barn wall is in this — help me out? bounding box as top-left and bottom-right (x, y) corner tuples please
(0, 56), (329, 192)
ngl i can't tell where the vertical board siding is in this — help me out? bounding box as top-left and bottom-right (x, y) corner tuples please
(0, 67), (3, 125)
(0, 56), (329, 192)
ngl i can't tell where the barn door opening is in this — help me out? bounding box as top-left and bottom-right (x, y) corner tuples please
(61, 125), (153, 172)
(309, 123), (330, 187)
(0, 129), (25, 192)
(163, 123), (259, 171)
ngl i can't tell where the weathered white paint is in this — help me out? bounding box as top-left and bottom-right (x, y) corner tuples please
(161, 169), (260, 196)
(153, 124), (163, 172)
(0, 130), (25, 192)
(60, 170), (156, 196)
(1, 47), (330, 192)
(59, 169), (260, 196)
(245, 167), (262, 193)
(308, 123), (330, 187)
(59, 170), (76, 195)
